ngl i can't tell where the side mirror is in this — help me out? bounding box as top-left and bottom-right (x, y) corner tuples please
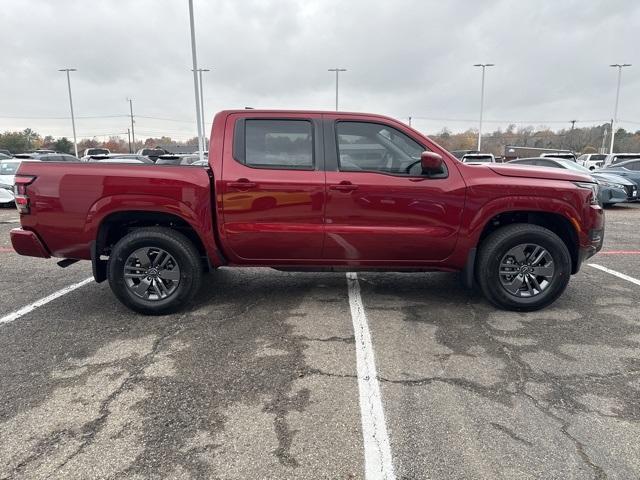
(420, 151), (443, 174)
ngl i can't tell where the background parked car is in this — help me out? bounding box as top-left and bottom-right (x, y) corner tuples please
(136, 148), (170, 161)
(0, 149), (12, 157)
(81, 148), (110, 161)
(460, 153), (495, 164)
(13, 152), (78, 162)
(0, 158), (23, 206)
(87, 154), (154, 164)
(154, 154), (200, 165)
(603, 153), (640, 167)
(576, 153), (607, 170)
(539, 152), (577, 162)
(597, 159), (640, 189)
(508, 157), (637, 206)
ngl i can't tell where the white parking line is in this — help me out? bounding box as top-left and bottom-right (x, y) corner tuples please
(346, 272), (396, 480)
(0, 277), (93, 326)
(588, 264), (640, 287)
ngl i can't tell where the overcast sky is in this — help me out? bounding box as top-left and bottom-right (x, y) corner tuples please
(1, 0), (639, 141)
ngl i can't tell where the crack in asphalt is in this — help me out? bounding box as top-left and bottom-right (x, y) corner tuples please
(298, 335), (356, 344)
(50, 322), (186, 476)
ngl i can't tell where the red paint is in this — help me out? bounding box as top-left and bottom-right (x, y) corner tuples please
(11, 109), (604, 275)
(9, 229), (49, 258)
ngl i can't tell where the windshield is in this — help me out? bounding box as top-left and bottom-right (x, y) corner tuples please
(556, 159), (591, 173)
(0, 160), (20, 175)
(463, 156), (492, 162)
(88, 149), (109, 155)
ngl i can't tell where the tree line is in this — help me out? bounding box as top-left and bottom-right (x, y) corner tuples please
(430, 123), (640, 156)
(0, 129), (201, 155)
(2, 124), (639, 156)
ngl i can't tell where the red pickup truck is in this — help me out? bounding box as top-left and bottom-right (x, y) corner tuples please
(10, 110), (604, 314)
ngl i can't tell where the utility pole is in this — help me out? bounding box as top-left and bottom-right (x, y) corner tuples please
(59, 68), (78, 157)
(127, 98), (136, 152)
(188, 0), (205, 163)
(328, 68), (347, 111)
(408, 116), (412, 127)
(568, 119), (576, 151)
(473, 63), (494, 151)
(609, 63), (631, 154)
(127, 128), (132, 153)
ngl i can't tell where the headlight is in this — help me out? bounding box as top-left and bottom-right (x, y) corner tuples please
(0, 182), (12, 191)
(597, 180), (625, 189)
(574, 181), (600, 205)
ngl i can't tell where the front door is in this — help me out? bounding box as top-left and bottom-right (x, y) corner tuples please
(220, 115), (325, 262)
(322, 117), (466, 264)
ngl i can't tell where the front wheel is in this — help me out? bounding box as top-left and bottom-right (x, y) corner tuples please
(107, 227), (203, 314)
(476, 224), (572, 311)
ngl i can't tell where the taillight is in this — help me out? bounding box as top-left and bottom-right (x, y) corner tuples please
(14, 176), (35, 214)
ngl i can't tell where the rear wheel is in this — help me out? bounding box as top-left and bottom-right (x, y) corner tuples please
(476, 223), (572, 311)
(107, 227), (202, 314)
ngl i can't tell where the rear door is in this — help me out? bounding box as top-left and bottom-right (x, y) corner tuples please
(219, 113), (325, 262)
(322, 115), (466, 263)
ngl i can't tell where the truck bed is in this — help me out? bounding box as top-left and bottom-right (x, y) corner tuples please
(16, 161), (214, 260)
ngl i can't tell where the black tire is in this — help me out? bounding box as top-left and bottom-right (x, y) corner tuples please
(107, 227), (203, 315)
(476, 223), (572, 311)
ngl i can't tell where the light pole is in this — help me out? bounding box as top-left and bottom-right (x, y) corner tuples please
(127, 98), (136, 152)
(609, 63), (631, 154)
(58, 68), (78, 157)
(188, 0), (205, 162)
(473, 63), (494, 151)
(328, 68), (347, 111)
(193, 68), (210, 148)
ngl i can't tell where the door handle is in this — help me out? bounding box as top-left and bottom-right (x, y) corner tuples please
(228, 178), (257, 189)
(329, 182), (359, 192)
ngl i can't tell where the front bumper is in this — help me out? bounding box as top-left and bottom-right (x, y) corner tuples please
(10, 228), (50, 258)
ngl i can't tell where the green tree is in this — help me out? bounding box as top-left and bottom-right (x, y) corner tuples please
(54, 137), (74, 154)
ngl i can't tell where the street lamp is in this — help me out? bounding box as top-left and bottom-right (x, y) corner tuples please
(187, 0), (205, 162)
(58, 68), (78, 157)
(473, 63), (494, 151)
(609, 63), (631, 154)
(328, 68), (347, 111)
(194, 68), (210, 146)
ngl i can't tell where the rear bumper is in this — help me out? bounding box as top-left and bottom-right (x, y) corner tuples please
(10, 228), (50, 258)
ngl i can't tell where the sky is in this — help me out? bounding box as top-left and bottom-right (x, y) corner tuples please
(1, 0), (639, 141)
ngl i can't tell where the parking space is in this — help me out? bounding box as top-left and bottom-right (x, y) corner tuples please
(1, 204), (639, 479)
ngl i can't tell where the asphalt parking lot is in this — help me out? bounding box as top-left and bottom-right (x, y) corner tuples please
(1, 204), (640, 480)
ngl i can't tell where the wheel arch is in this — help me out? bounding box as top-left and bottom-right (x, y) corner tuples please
(89, 202), (222, 282)
(476, 210), (580, 274)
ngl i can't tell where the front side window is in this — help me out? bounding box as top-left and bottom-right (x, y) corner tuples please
(336, 122), (425, 175)
(244, 120), (313, 169)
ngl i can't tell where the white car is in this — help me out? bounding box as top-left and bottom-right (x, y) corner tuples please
(0, 159), (22, 205)
(81, 148), (110, 161)
(576, 153), (607, 170)
(602, 153), (640, 167)
(461, 153), (495, 164)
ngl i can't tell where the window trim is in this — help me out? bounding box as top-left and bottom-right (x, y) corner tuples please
(332, 120), (448, 179)
(232, 118), (317, 171)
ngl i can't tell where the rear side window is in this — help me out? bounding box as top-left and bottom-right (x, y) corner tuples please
(239, 119), (313, 169)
